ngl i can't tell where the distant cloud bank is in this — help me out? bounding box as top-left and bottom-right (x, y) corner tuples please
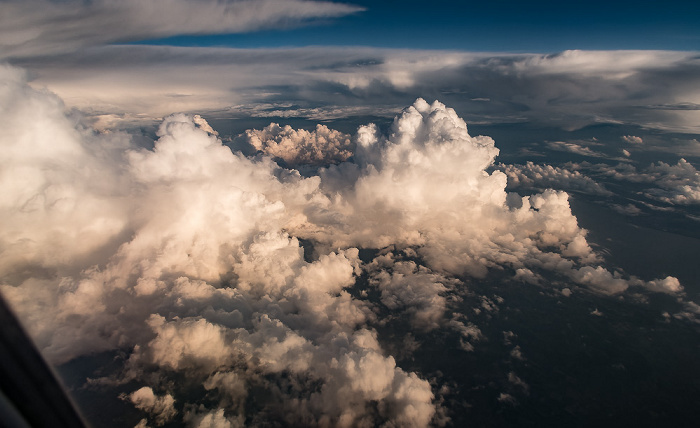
(11, 47), (700, 133)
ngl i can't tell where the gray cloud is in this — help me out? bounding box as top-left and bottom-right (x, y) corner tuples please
(587, 159), (700, 205)
(0, 0), (363, 59)
(545, 141), (609, 158)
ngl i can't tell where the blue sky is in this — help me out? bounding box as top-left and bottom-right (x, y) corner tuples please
(135, 0), (700, 52)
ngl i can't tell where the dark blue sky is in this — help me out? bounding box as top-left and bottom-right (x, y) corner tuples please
(135, 0), (700, 52)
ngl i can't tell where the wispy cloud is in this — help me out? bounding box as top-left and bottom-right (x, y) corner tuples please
(13, 46), (700, 132)
(0, 0), (363, 59)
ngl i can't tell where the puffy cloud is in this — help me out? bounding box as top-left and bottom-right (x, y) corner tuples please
(497, 393), (516, 404)
(513, 268), (541, 285)
(368, 254), (455, 330)
(507, 372), (529, 394)
(644, 159), (700, 204)
(644, 276), (683, 294)
(510, 346), (525, 361)
(0, 64), (132, 291)
(313, 100), (605, 284)
(184, 408), (239, 428)
(0, 67), (690, 427)
(546, 141), (607, 158)
(0, 0), (363, 59)
(622, 135), (643, 144)
(125, 387), (177, 426)
(500, 161), (612, 196)
(611, 203), (643, 216)
(592, 159), (700, 205)
(242, 123), (353, 166)
(570, 266), (630, 295)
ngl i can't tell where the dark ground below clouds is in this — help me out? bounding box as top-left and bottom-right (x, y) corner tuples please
(370, 269), (700, 428)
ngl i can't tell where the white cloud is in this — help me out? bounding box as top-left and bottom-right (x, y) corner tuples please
(368, 254), (455, 330)
(592, 159), (700, 205)
(508, 372), (529, 394)
(546, 141), (607, 158)
(510, 346), (525, 361)
(11, 46), (700, 132)
(513, 268), (541, 285)
(611, 203), (642, 216)
(622, 135), (643, 144)
(184, 408), (239, 428)
(500, 161), (612, 196)
(242, 123), (353, 166)
(314, 99), (614, 287)
(644, 159), (700, 204)
(125, 387), (177, 426)
(0, 67), (691, 427)
(0, 0), (363, 59)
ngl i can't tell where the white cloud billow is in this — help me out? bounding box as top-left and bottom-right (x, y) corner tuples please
(0, 0), (363, 59)
(593, 159), (700, 205)
(500, 161), (612, 196)
(15, 47), (700, 133)
(243, 123), (353, 166)
(0, 67), (688, 427)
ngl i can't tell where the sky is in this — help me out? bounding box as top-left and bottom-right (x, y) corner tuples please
(134, 0), (700, 51)
(1, 1), (700, 427)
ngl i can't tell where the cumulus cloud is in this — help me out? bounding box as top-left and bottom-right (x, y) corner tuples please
(611, 203), (643, 216)
(500, 161), (612, 196)
(622, 135), (643, 144)
(312, 99), (613, 285)
(0, 67), (689, 427)
(592, 159), (700, 205)
(644, 159), (700, 204)
(0, 0), (363, 59)
(546, 141), (607, 158)
(367, 253), (456, 331)
(125, 387), (177, 426)
(241, 123), (353, 166)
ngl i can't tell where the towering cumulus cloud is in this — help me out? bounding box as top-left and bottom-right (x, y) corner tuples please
(0, 65), (683, 427)
(243, 123), (353, 166)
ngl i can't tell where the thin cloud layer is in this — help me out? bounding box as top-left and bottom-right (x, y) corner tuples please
(0, 0), (363, 59)
(0, 66), (690, 427)
(12, 46), (700, 132)
(242, 123), (353, 166)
